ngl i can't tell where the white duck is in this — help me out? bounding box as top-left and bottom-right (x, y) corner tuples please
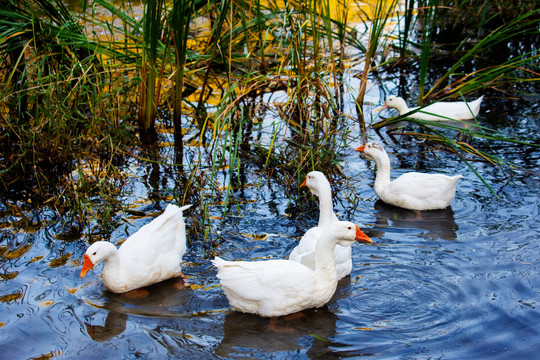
(212, 221), (372, 318)
(289, 171), (353, 279)
(380, 95), (483, 121)
(80, 204), (192, 294)
(356, 142), (462, 211)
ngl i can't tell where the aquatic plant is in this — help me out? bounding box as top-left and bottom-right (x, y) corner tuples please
(431, 0), (539, 40)
(0, 0), (537, 239)
(0, 0), (136, 236)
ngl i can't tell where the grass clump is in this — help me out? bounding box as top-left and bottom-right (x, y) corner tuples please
(0, 0), (138, 234)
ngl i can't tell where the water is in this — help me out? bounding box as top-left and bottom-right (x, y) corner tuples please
(1, 115), (539, 359)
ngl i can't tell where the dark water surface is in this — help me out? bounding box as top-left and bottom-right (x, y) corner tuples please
(1, 69), (539, 360)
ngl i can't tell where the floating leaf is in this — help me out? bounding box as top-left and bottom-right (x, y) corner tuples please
(0, 272), (18, 280)
(189, 284), (220, 291)
(48, 253), (73, 268)
(38, 300), (54, 307)
(240, 233), (268, 241)
(0, 244), (33, 260)
(29, 351), (59, 360)
(309, 333), (329, 342)
(124, 209), (148, 217)
(0, 291), (23, 303)
(65, 287), (78, 295)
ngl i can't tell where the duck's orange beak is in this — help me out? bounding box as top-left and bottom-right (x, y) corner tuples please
(80, 254), (94, 278)
(300, 178), (307, 188)
(355, 145), (365, 152)
(355, 226), (372, 243)
(374, 102), (390, 112)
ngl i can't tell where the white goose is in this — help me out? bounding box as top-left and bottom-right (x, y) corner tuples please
(356, 142), (462, 211)
(289, 171), (353, 279)
(80, 204), (191, 294)
(380, 95), (484, 121)
(212, 221), (372, 318)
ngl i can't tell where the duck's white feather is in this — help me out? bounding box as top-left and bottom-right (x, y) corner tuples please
(81, 204), (191, 293)
(213, 257), (314, 301)
(380, 172), (462, 210)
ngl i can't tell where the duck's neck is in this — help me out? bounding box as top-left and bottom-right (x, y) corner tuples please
(395, 102), (411, 116)
(313, 239), (339, 283)
(317, 183), (336, 227)
(372, 152), (392, 195)
(101, 251), (122, 287)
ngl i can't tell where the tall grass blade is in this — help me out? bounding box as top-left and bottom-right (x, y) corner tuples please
(354, 0), (398, 128)
(139, 0), (165, 140)
(196, 0), (231, 119)
(171, 0), (195, 155)
(417, 0), (437, 105)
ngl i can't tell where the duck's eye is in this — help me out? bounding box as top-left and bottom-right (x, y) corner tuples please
(347, 226), (352, 230)
(93, 252), (97, 256)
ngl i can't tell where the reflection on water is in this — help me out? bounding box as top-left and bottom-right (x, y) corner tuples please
(84, 277), (193, 318)
(0, 141), (539, 359)
(216, 278), (354, 359)
(0, 154), (539, 359)
(372, 200), (459, 240)
(217, 309), (338, 358)
(85, 311), (127, 342)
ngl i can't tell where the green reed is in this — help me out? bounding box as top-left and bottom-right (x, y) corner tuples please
(416, 0), (437, 105)
(0, 0), (136, 233)
(170, 0), (196, 152)
(354, 0), (398, 125)
(138, 0), (165, 139)
(424, 9), (539, 100)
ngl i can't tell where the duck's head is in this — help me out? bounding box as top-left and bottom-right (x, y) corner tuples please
(355, 142), (386, 161)
(80, 241), (117, 278)
(300, 171), (331, 198)
(381, 95), (409, 114)
(326, 221), (372, 247)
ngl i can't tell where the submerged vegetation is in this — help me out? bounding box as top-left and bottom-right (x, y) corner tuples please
(0, 0), (538, 240)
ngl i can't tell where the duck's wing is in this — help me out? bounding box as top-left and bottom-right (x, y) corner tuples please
(333, 244), (353, 278)
(423, 100), (481, 120)
(118, 204), (191, 261)
(212, 257), (314, 301)
(384, 173), (461, 209)
(289, 227), (321, 270)
(390, 173), (455, 195)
